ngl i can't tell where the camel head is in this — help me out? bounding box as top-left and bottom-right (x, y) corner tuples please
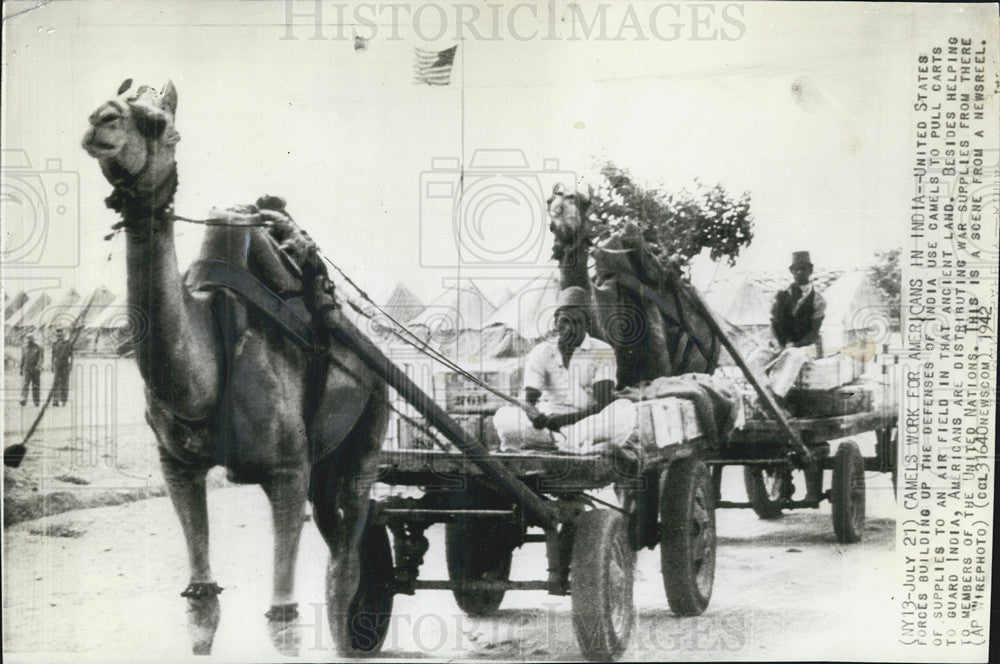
(547, 181), (593, 247)
(82, 79), (180, 213)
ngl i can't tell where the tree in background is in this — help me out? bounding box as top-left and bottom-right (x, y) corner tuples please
(588, 162), (754, 272)
(868, 248), (902, 331)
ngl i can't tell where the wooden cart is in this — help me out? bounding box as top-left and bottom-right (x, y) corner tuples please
(325, 316), (720, 661)
(710, 405), (898, 543)
(344, 427), (717, 660)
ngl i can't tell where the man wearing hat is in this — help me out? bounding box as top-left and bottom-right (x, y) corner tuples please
(771, 251), (826, 352)
(20, 333), (43, 407)
(51, 328), (74, 407)
(767, 251), (827, 396)
(492, 287), (637, 454)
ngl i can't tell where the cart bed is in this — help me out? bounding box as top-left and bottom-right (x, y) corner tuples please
(727, 405), (896, 446)
(376, 447), (653, 490)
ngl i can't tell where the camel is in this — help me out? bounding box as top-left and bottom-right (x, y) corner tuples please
(546, 182), (720, 387)
(81, 80), (390, 657)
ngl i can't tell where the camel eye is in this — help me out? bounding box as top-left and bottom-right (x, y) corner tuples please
(97, 110), (120, 125)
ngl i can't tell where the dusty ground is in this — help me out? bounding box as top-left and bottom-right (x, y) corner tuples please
(4, 357), (904, 662)
(3, 463), (901, 662)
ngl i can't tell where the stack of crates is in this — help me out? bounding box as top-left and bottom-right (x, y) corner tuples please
(396, 360), (521, 451)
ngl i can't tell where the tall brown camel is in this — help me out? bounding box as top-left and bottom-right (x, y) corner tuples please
(81, 80), (390, 657)
(546, 182), (720, 387)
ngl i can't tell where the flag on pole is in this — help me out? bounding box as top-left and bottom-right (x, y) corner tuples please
(413, 45), (458, 86)
(354, 30), (369, 53)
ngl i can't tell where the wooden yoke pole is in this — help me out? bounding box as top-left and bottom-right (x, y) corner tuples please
(679, 281), (815, 469)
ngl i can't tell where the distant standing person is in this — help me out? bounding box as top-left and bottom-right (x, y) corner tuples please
(20, 334), (43, 407)
(51, 328), (74, 407)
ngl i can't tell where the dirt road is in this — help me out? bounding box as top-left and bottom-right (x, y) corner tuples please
(3, 455), (901, 662)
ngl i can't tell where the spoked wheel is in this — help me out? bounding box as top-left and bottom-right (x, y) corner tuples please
(831, 440), (866, 543)
(327, 522), (395, 657)
(660, 457), (716, 616)
(445, 521), (514, 616)
(571, 509), (636, 661)
(743, 465), (792, 520)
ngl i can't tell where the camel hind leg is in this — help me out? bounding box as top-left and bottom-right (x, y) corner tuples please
(311, 393), (391, 657)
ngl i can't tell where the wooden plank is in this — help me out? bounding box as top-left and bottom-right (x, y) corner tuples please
(377, 449), (621, 488)
(728, 408), (893, 445)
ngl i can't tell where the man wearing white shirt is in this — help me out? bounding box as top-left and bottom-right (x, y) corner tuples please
(493, 287), (637, 454)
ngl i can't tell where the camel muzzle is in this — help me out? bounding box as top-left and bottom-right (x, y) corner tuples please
(81, 129), (122, 158)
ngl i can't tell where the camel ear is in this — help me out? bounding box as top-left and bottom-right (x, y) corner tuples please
(117, 78), (133, 95)
(551, 182), (568, 197)
(576, 181), (593, 204)
(160, 81), (178, 114)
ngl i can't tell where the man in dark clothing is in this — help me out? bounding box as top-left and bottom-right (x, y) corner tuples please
(771, 251), (826, 354)
(51, 328), (74, 407)
(20, 334), (43, 407)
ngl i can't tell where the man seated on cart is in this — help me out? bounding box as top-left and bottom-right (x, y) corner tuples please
(493, 287), (637, 454)
(766, 250), (827, 397)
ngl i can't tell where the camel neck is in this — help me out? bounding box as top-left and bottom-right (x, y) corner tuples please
(557, 236), (592, 293)
(125, 217), (219, 419)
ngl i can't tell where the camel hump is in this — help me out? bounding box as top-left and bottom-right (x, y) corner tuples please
(192, 199), (314, 299)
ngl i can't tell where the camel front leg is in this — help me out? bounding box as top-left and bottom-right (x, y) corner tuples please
(159, 448), (221, 656)
(261, 466), (308, 657)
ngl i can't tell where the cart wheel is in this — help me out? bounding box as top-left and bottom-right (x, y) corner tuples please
(327, 523), (394, 657)
(660, 457), (716, 616)
(831, 441), (866, 543)
(743, 466), (789, 520)
(571, 509), (635, 661)
(445, 521), (514, 616)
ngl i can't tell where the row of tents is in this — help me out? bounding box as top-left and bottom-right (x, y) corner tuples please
(374, 267), (892, 362)
(4, 286), (137, 355)
(4, 267), (892, 365)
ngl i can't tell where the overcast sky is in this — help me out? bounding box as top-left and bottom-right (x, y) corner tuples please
(2, 0), (997, 307)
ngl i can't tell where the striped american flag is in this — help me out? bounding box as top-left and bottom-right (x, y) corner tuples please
(413, 45), (458, 86)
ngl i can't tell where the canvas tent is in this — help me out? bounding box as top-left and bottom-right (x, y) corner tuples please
(484, 271), (562, 342)
(5, 291), (53, 332)
(702, 268), (890, 356)
(4, 286), (121, 351)
(383, 283), (426, 324)
(406, 282), (497, 335)
(5, 290), (29, 320)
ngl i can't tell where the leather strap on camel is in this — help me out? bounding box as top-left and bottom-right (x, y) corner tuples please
(187, 259), (315, 350)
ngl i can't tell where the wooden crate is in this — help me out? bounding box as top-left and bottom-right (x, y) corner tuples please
(797, 353), (859, 391)
(437, 368), (521, 414)
(396, 412), (497, 450)
(786, 384), (872, 418)
(635, 397), (701, 449)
